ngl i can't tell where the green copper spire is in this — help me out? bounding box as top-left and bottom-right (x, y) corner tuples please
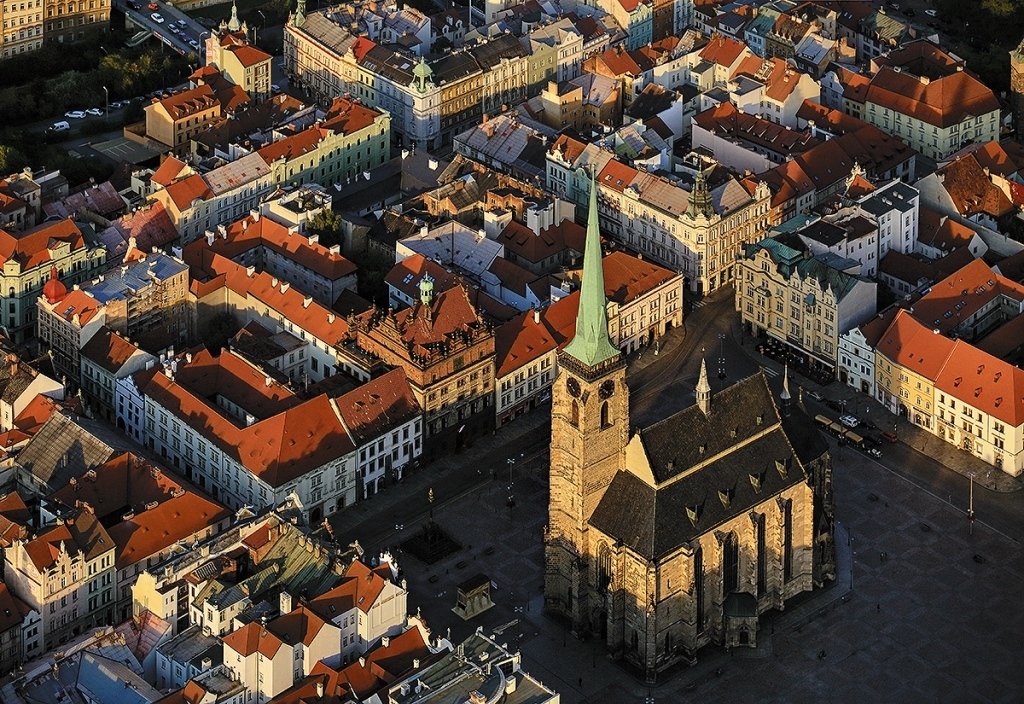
(563, 169), (620, 368)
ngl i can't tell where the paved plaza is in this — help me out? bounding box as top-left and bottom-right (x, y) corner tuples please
(366, 419), (1024, 704)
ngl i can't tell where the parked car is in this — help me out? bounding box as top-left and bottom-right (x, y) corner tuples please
(64, 110), (86, 119)
(826, 399), (843, 412)
(904, 7), (916, 16)
(127, 0), (140, 9)
(867, 447), (882, 458)
(807, 390), (823, 402)
(151, 12), (164, 22)
(49, 120), (71, 132)
(168, 25), (179, 34)
(881, 431), (898, 443)
(271, 83), (281, 92)
(840, 414), (861, 428)
(178, 19), (187, 26)
(189, 39), (200, 49)
(86, 107), (103, 116)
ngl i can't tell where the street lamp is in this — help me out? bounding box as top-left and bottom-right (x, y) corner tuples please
(198, 31), (209, 63)
(102, 85), (109, 116)
(506, 455), (519, 507)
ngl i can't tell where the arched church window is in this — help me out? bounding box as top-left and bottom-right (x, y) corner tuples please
(570, 400), (579, 427)
(600, 401), (610, 428)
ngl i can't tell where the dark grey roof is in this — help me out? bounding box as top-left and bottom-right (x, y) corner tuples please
(626, 85), (677, 122)
(857, 181), (918, 215)
(433, 51), (481, 83)
(799, 220), (846, 247)
(588, 373), (829, 560)
(16, 413), (123, 490)
(360, 45), (418, 84)
(467, 33), (528, 69)
(639, 373), (782, 484)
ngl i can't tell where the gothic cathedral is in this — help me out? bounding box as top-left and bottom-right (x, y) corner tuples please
(544, 170), (836, 681)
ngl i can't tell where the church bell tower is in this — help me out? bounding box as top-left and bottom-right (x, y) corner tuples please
(545, 168), (628, 634)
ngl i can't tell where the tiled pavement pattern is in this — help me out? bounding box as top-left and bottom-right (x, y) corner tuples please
(387, 437), (1023, 704)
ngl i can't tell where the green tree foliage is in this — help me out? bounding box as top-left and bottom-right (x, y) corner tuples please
(0, 144), (27, 173)
(306, 208), (344, 246)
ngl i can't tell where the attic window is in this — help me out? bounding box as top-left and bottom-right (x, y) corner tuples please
(756, 415), (763, 425)
(686, 505), (700, 526)
(954, 376), (963, 387)
(994, 372), (1002, 382)
(730, 428), (738, 438)
(775, 458), (789, 478)
(974, 387), (982, 398)
(718, 488), (733, 508)
(698, 444), (706, 454)
(977, 365), (985, 375)
(749, 472), (762, 493)
(995, 397), (1003, 407)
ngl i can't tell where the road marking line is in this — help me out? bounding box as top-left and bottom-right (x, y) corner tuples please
(762, 366), (779, 377)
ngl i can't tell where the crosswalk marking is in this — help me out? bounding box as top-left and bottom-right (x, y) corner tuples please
(691, 300), (708, 308)
(761, 366), (779, 378)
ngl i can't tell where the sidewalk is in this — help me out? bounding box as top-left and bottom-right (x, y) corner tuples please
(732, 320), (1022, 493)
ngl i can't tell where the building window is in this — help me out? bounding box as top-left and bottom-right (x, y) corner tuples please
(783, 499), (793, 582)
(756, 513), (766, 597)
(694, 546), (704, 632)
(600, 401), (610, 428)
(570, 400), (579, 428)
(722, 532), (739, 596)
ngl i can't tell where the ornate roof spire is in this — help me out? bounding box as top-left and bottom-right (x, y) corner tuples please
(688, 168), (714, 219)
(696, 356), (712, 416)
(228, 0), (241, 32)
(293, 0), (306, 27)
(563, 167), (620, 368)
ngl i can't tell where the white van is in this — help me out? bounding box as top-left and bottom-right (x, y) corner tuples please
(49, 121), (71, 132)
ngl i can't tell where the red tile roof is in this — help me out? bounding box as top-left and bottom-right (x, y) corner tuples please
(917, 206), (978, 252)
(935, 340), (1024, 426)
(865, 67), (999, 128)
(495, 310), (556, 378)
(496, 219), (585, 265)
(875, 309), (955, 381)
(0, 491), (30, 547)
(139, 350), (356, 487)
(0, 218), (86, 269)
(911, 258), (1024, 334)
(600, 251), (678, 305)
(0, 582), (32, 633)
(48, 289), (101, 326)
(322, 97), (384, 136)
(936, 154), (1014, 219)
(226, 43), (272, 67)
(258, 127), (327, 164)
(50, 451), (230, 568)
(154, 85), (219, 121)
(222, 621), (285, 659)
(269, 604), (330, 647)
(309, 559), (392, 616)
(162, 174), (212, 211)
(201, 255), (352, 346)
(151, 157), (188, 188)
(334, 368), (420, 445)
(698, 33), (748, 68)
(80, 327), (143, 374)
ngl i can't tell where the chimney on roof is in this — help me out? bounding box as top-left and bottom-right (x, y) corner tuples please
(205, 230), (215, 245)
(316, 681), (324, 697)
(279, 591), (293, 614)
(533, 308), (540, 324)
(265, 376), (273, 387)
(381, 635), (390, 648)
(303, 296), (312, 308)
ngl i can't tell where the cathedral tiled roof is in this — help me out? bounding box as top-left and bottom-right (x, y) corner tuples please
(588, 372), (828, 560)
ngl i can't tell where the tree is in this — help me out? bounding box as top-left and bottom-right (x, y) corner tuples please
(307, 208), (344, 247)
(0, 144), (27, 174)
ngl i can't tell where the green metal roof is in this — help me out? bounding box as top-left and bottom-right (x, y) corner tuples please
(563, 170), (621, 368)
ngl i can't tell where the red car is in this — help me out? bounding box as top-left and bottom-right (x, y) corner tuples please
(148, 2), (158, 10)
(881, 431), (898, 443)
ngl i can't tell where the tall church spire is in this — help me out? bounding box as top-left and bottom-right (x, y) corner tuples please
(563, 168), (620, 368)
(696, 356), (711, 416)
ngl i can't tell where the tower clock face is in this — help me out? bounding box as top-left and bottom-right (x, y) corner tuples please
(600, 380), (615, 399)
(566, 378), (581, 397)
